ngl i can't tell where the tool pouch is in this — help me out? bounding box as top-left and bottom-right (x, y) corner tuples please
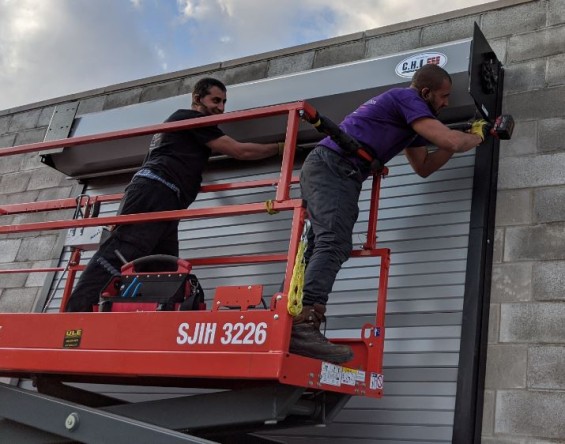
(97, 255), (205, 312)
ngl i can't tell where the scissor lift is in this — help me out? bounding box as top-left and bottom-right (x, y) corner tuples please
(0, 101), (390, 443)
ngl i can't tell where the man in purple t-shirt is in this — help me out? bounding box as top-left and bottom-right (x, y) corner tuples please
(290, 64), (488, 363)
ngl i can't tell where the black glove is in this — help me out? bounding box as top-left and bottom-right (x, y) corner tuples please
(296, 144), (312, 154)
(278, 142), (312, 156)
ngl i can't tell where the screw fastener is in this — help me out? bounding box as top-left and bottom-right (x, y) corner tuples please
(65, 412), (80, 431)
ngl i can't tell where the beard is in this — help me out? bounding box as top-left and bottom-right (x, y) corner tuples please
(425, 99), (440, 117)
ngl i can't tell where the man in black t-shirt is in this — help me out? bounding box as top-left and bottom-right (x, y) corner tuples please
(66, 78), (281, 312)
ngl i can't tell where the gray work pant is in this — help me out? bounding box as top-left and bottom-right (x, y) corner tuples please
(300, 146), (364, 306)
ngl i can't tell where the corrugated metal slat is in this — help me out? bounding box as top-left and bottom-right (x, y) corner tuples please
(42, 150), (474, 442)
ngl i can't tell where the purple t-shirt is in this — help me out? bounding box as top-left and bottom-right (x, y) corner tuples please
(320, 87), (435, 165)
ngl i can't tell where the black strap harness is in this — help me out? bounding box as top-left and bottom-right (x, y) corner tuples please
(300, 110), (383, 173)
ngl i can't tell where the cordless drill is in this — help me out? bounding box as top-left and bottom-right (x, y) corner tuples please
(448, 114), (515, 140)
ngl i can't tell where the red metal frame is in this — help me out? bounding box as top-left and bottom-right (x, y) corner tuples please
(0, 101), (391, 399)
(0, 179), (301, 216)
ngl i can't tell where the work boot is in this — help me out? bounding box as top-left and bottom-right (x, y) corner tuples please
(289, 304), (353, 364)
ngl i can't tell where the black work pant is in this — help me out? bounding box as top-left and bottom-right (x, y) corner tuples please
(65, 177), (182, 312)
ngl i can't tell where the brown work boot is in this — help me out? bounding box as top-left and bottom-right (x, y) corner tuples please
(289, 304), (353, 364)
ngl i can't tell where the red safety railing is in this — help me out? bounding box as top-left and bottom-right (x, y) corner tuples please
(0, 100), (388, 297)
(0, 101), (391, 397)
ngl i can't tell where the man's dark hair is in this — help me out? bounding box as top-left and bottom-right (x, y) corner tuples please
(192, 77), (227, 98)
(411, 64), (452, 91)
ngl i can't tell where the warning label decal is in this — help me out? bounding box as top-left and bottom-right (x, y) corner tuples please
(63, 329), (82, 348)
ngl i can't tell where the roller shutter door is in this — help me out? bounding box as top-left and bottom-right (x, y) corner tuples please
(43, 149), (473, 443)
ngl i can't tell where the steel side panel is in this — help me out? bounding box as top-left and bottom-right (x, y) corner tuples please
(0, 312), (383, 398)
(71, 39), (473, 138)
(0, 310), (382, 397)
(0, 311), (288, 381)
(0, 348), (284, 380)
(0, 311), (289, 351)
(0, 383), (214, 444)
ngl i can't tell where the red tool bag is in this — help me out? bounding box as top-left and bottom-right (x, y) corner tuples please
(96, 255), (206, 312)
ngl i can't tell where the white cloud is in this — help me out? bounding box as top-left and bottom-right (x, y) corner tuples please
(0, 0), (496, 111)
(0, 0), (161, 110)
(0, 1), (52, 75)
(156, 45), (168, 71)
(168, 0), (495, 66)
(176, 0), (217, 21)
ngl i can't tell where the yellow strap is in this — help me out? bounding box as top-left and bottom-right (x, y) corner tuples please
(265, 200), (279, 215)
(287, 239), (306, 317)
(287, 220), (310, 317)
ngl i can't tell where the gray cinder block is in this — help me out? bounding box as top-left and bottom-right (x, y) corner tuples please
(496, 390), (565, 438)
(500, 302), (565, 343)
(528, 346), (565, 389)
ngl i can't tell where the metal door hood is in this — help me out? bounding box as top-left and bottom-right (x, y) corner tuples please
(42, 25), (498, 179)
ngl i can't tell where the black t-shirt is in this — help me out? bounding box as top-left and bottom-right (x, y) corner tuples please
(142, 109), (225, 206)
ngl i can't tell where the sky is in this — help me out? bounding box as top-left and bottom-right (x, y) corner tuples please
(0, 0), (496, 111)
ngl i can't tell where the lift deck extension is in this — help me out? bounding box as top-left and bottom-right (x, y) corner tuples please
(0, 251), (389, 443)
(0, 292), (386, 393)
(0, 101), (390, 443)
(0, 278), (388, 443)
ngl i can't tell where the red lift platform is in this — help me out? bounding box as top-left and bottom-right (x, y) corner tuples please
(0, 101), (390, 443)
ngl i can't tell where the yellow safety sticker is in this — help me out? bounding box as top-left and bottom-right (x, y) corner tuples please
(63, 329), (82, 348)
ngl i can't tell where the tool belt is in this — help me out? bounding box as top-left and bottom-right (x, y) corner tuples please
(303, 111), (383, 173)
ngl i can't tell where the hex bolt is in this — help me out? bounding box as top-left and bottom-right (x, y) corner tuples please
(274, 314), (279, 320)
(65, 412), (80, 431)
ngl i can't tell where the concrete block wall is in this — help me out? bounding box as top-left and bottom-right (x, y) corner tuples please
(0, 0), (563, 441)
(0, 106), (82, 312)
(485, 0), (565, 442)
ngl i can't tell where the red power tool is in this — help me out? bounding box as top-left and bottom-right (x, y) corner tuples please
(448, 114), (515, 140)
